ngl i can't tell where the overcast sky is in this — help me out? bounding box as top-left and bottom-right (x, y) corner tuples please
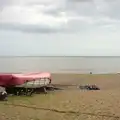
(0, 0), (120, 56)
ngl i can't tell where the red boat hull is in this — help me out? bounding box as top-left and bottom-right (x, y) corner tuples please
(0, 72), (52, 87)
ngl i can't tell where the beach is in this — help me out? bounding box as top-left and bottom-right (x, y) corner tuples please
(0, 73), (120, 120)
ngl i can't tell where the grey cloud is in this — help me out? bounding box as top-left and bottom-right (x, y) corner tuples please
(43, 8), (67, 17)
(0, 23), (69, 33)
(0, 0), (120, 33)
(24, 0), (67, 18)
(105, 0), (120, 20)
(0, 0), (15, 7)
(0, 0), (10, 10)
(41, 0), (98, 18)
(0, 17), (117, 34)
(36, 5), (65, 17)
(0, 0), (9, 7)
(68, 0), (92, 2)
(66, 0), (99, 17)
(0, 20), (90, 33)
(92, 0), (120, 20)
(26, 0), (54, 6)
(67, 0), (120, 20)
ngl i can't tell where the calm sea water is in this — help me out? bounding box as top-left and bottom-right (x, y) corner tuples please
(0, 56), (120, 74)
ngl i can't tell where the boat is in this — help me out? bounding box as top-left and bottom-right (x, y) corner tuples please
(0, 72), (52, 95)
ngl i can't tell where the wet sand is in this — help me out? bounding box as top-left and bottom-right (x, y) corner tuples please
(0, 73), (120, 120)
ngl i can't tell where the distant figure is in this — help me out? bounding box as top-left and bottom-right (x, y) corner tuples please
(90, 72), (92, 74)
(0, 86), (7, 101)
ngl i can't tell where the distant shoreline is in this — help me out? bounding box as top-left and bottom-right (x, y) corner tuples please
(0, 72), (118, 75)
(0, 56), (120, 58)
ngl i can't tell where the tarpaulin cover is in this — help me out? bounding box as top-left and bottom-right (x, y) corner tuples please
(0, 72), (51, 87)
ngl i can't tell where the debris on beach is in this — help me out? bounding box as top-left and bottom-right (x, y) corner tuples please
(79, 84), (100, 90)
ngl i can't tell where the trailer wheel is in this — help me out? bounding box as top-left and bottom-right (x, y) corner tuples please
(25, 89), (34, 96)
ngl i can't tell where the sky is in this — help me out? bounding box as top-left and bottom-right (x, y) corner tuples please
(0, 0), (120, 56)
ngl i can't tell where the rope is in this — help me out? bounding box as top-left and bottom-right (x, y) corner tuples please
(4, 102), (120, 119)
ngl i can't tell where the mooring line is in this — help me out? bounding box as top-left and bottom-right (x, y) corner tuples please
(4, 102), (120, 119)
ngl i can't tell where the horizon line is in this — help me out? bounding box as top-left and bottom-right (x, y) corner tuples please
(0, 55), (120, 57)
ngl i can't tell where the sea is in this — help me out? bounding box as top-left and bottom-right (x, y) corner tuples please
(0, 56), (120, 74)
